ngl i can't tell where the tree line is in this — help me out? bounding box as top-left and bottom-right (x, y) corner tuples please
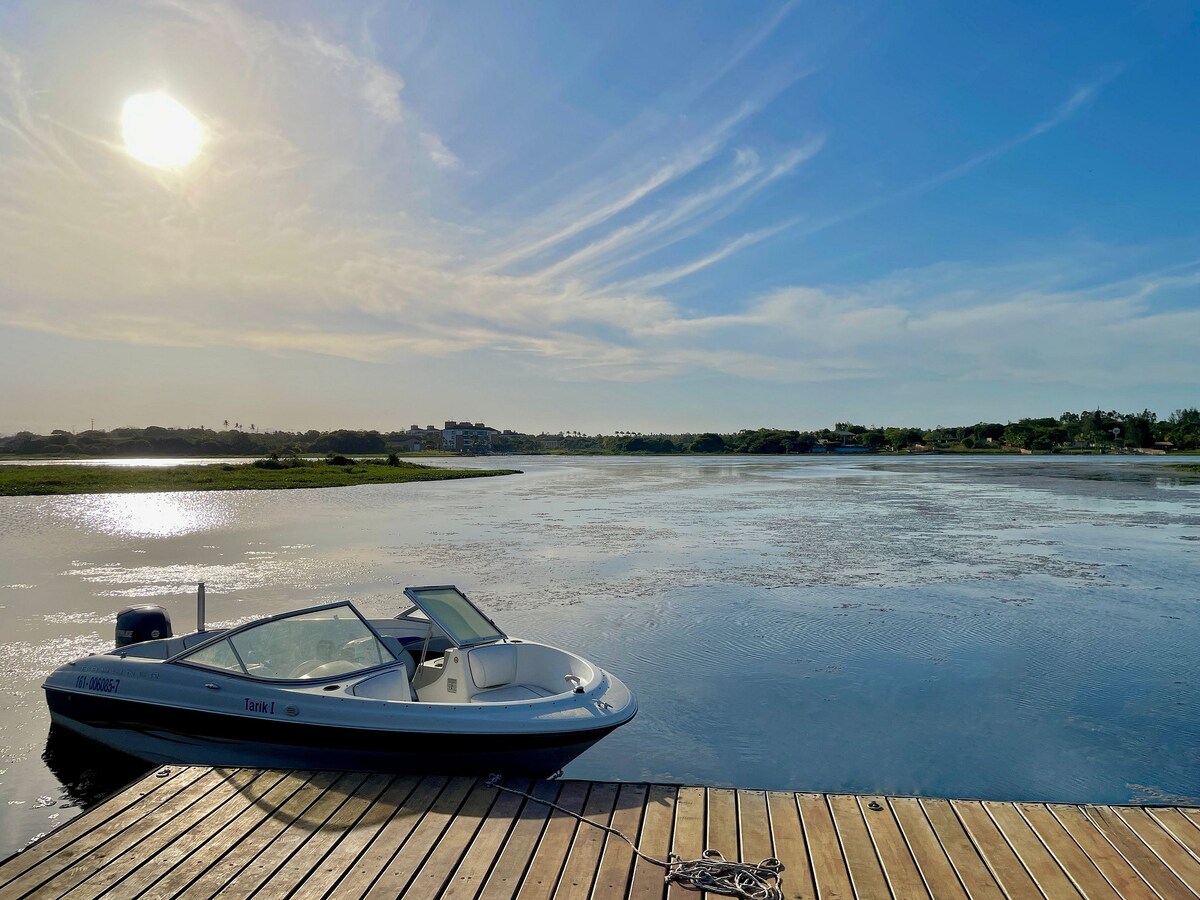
(4, 408), (1195, 457)
(523, 408), (1196, 455)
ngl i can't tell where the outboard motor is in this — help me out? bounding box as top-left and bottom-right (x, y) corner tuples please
(115, 605), (173, 648)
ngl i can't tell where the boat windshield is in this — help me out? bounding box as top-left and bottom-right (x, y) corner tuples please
(403, 586), (505, 647)
(176, 603), (396, 681)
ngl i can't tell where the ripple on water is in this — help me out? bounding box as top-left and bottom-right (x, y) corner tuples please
(40, 612), (110, 626)
(0, 634), (109, 685)
(63, 552), (357, 597)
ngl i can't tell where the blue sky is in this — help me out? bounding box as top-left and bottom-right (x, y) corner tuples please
(0, 1), (1197, 433)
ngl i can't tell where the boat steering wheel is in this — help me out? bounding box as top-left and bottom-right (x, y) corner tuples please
(288, 659), (326, 679)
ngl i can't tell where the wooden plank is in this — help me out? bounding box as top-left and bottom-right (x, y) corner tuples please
(554, 781), (619, 900)
(0, 764), (191, 892)
(858, 796), (930, 899)
(1084, 805), (1194, 900)
(950, 800), (1044, 899)
(288, 775), (421, 900)
(703, 788), (737, 900)
(1048, 804), (1157, 900)
(361, 776), (477, 900)
(255, 772), (395, 899)
(1013, 803), (1122, 900)
(889, 798), (972, 900)
(766, 792), (816, 900)
(476, 780), (561, 900)
(919, 800), (1005, 900)
(722, 790), (777, 900)
(18, 764), (1200, 900)
(705, 787), (737, 857)
(796, 794), (854, 900)
(828, 794), (890, 899)
(514, 781), (588, 900)
(591, 782), (649, 899)
(208, 771), (369, 900)
(983, 801), (1081, 898)
(628, 784), (677, 900)
(1147, 807), (1200, 863)
(1112, 807), (1200, 894)
(67, 768), (284, 900)
(665, 787), (704, 900)
(738, 790), (774, 866)
(321, 774), (450, 899)
(34, 768), (248, 900)
(0, 766), (215, 899)
(144, 771), (316, 899)
(440, 778), (532, 900)
(0, 763), (210, 897)
(176, 771), (342, 899)
(405, 779), (503, 900)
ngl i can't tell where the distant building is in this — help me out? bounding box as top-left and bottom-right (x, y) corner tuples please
(402, 424), (442, 452)
(441, 421), (498, 453)
(832, 429), (857, 447)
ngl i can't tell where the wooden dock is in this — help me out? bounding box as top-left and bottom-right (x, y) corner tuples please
(3, 767), (1200, 898)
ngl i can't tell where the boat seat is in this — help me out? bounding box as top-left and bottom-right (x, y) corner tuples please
(471, 683), (554, 703)
(353, 667), (416, 701)
(380, 638), (418, 679)
(468, 643), (517, 688)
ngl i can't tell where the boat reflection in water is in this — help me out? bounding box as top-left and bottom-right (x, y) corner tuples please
(42, 725), (154, 810)
(43, 585), (637, 778)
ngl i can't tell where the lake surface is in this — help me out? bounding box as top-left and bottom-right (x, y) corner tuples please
(1, 455), (1198, 856)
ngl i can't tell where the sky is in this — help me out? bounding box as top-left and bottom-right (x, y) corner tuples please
(0, 1), (1198, 435)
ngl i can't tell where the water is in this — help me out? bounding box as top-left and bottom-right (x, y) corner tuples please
(1, 455), (1198, 856)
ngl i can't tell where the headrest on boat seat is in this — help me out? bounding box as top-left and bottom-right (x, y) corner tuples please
(381, 637), (417, 680)
(397, 649), (416, 680)
(468, 643), (516, 688)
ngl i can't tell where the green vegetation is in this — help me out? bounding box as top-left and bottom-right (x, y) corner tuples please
(1171, 464), (1200, 474)
(0, 426), (417, 458)
(0, 457), (520, 497)
(500, 407), (1200, 456)
(2, 407), (1198, 460)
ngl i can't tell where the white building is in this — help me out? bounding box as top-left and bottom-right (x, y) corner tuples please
(441, 421), (497, 453)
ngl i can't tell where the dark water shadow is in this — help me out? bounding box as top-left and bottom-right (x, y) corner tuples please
(42, 725), (154, 810)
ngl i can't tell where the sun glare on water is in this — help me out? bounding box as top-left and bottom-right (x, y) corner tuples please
(121, 93), (204, 169)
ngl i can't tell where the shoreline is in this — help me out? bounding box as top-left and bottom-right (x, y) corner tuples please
(0, 460), (521, 497)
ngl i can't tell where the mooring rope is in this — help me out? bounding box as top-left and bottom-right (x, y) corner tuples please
(485, 774), (784, 900)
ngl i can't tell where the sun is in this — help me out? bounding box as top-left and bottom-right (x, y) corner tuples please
(121, 93), (204, 169)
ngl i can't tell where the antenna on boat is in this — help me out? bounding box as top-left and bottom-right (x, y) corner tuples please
(197, 582), (206, 633)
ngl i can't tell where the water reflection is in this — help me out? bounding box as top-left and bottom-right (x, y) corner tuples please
(42, 726), (152, 810)
(69, 493), (230, 537)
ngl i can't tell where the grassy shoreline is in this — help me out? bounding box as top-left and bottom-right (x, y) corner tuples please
(0, 459), (520, 496)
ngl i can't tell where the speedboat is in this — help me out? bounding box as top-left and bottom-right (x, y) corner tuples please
(42, 585), (636, 775)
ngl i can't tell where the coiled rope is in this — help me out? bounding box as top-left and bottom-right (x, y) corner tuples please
(485, 774), (783, 900)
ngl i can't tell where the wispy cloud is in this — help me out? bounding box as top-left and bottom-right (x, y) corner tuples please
(692, 0), (802, 97)
(420, 131), (460, 169)
(474, 103), (759, 275)
(617, 218), (801, 295)
(583, 136), (824, 287)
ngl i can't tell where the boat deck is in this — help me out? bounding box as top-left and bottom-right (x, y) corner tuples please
(2, 766), (1199, 898)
